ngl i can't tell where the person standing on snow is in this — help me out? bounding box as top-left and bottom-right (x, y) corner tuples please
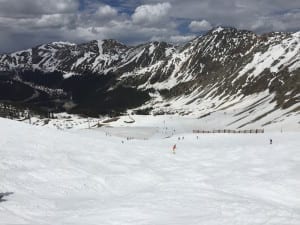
(172, 144), (176, 154)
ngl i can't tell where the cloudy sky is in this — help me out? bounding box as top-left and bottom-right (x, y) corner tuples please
(0, 0), (299, 52)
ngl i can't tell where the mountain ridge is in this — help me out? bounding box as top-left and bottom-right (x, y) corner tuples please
(0, 26), (299, 129)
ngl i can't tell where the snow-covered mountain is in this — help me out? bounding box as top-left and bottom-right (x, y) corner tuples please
(0, 27), (299, 129)
(0, 39), (174, 74)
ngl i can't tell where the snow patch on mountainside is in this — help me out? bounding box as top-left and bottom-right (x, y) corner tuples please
(234, 33), (300, 82)
(143, 90), (300, 131)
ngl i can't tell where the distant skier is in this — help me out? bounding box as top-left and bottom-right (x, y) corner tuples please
(270, 139), (272, 144)
(172, 144), (176, 154)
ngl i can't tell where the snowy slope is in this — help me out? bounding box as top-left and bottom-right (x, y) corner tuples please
(27, 110), (299, 132)
(134, 28), (300, 127)
(0, 118), (300, 224)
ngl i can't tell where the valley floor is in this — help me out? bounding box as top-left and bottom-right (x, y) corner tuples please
(0, 117), (300, 225)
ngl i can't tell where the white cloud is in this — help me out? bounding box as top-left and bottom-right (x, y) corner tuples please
(150, 34), (196, 44)
(189, 20), (212, 32)
(155, 0), (300, 33)
(249, 9), (300, 32)
(0, 1), (179, 52)
(169, 35), (196, 43)
(132, 2), (171, 26)
(0, 13), (76, 30)
(0, 0), (299, 52)
(95, 5), (118, 19)
(0, 0), (78, 17)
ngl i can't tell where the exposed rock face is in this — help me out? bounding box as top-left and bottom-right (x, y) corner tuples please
(0, 27), (299, 127)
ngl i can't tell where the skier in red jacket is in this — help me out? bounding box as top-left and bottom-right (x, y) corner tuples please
(172, 144), (176, 154)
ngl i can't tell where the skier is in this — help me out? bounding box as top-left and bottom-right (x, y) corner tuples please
(172, 144), (176, 154)
(270, 139), (272, 144)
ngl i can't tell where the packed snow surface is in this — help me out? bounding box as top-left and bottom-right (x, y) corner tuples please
(0, 117), (300, 225)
